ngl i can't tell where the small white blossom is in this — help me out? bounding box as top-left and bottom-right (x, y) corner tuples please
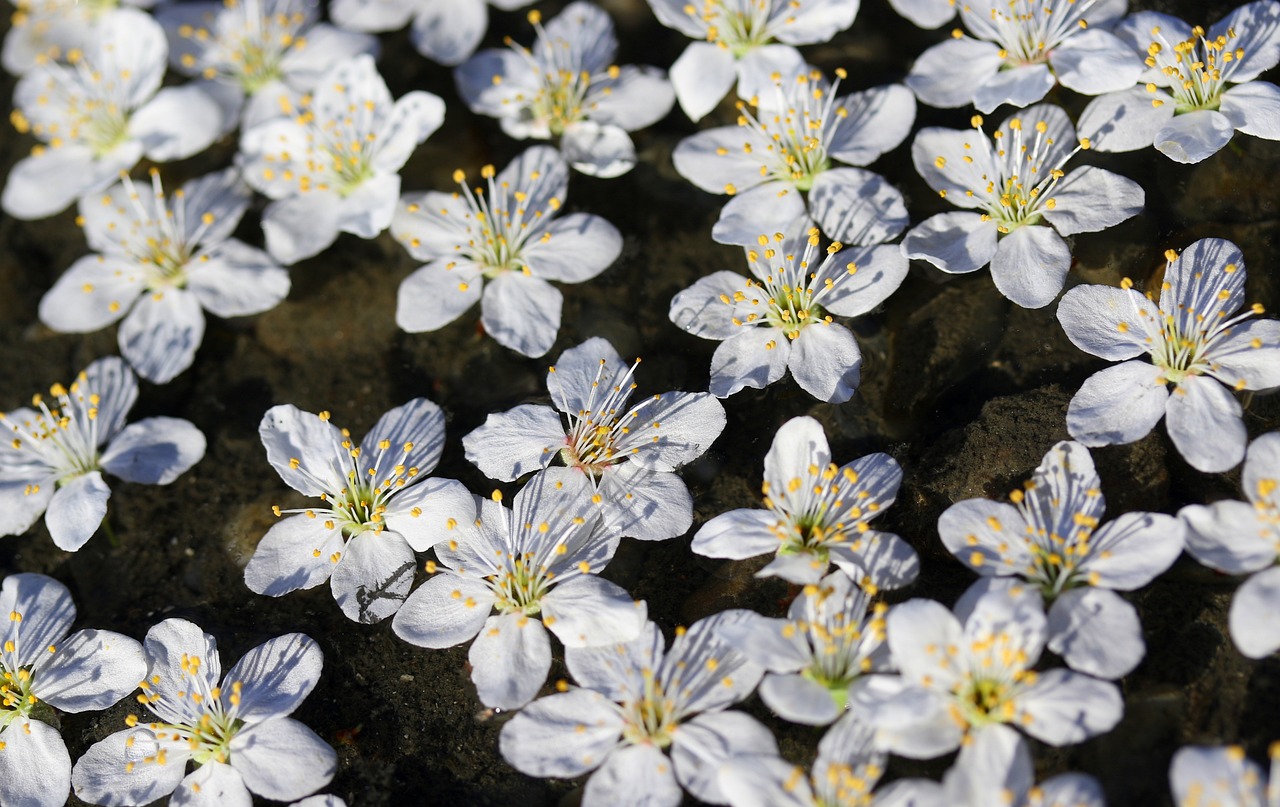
(938, 441), (1183, 678)
(1057, 238), (1280, 473)
(692, 416), (919, 589)
(157, 0), (379, 132)
(499, 610), (770, 807)
(330, 0), (532, 66)
(1080, 2), (1280, 163)
(0, 573), (146, 807)
(392, 473), (646, 710)
(672, 67), (914, 245)
(455, 3), (675, 178)
(906, 0), (1143, 114)
(670, 226), (907, 402)
(2, 0), (155, 75)
(72, 619), (335, 806)
(238, 54), (445, 265)
(1181, 432), (1280, 659)
(904, 104), (1144, 309)
(464, 337), (726, 541)
(391, 146), (622, 357)
(648, 0), (859, 121)
(1169, 743), (1280, 807)
(719, 572), (889, 726)
(2, 9), (222, 220)
(39, 168), (290, 384)
(247, 399), (475, 624)
(849, 586), (1123, 759)
(0, 357), (206, 551)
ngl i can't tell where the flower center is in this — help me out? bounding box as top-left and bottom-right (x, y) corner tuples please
(620, 669), (679, 748)
(682, 0), (774, 55)
(444, 164), (563, 278)
(489, 555), (551, 615)
(956, 677), (1016, 726)
(175, 0), (310, 94)
(130, 655), (245, 771)
(973, 0), (1100, 67)
(733, 68), (846, 192)
(1146, 23), (1245, 113)
(556, 357), (647, 476)
(508, 10), (620, 137)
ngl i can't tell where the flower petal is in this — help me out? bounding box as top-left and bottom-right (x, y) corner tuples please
(587, 65), (675, 131)
(383, 477), (476, 552)
(462, 405), (564, 482)
(938, 499), (1033, 576)
(498, 688), (624, 777)
(888, 0), (956, 28)
(596, 463), (694, 541)
(906, 37), (1003, 108)
(759, 672), (843, 725)
(1207, 319), (1280, 391)
(258, 405), (345, 496)
(0, 718), (71, 807)
(1166, 375), (1246, 472)
(244, 515), (344, 597)
(72, 728), (187, 806)
(543, 575), (645, 648)
(613, 391), (726, 471)
(691, 507), (783, 560)
(818, 243), (910, 318)
(261, 192), (343, 266)
(1046, 588), (1145, 679)
(187, 240), (290, 319)
(1056, 285), (1158, 361)
(391, 573), (494, 649)
(718, 754), (816, 807)
(1181, 499), (1277, 575)
(989, 225), (1071, 309)
(117, 290), (205, 384)
(1077, 87), (1174, 153)
(0, 574), (74, 668)
(523, 213), (622, 283)
(886, 599), (965, 690)
(44, 471), (110, 552)
(671, 711), (778, 804)
(788, 321), (861, 403)
(220, 633), (322, 722)
(1154, 110), (1236, 163)
(469, 612), (552, 709)
(407, 0), (485, 65)
(809, 168), (909, 246)
(130, 84), (223, 162)
(33, 628), (146, 713)
(669, 271), (757, 341)
(1041, 166), (1144, 237)
(672, 126), (766, 195)
(396, 258), (484, 333)
(584, 743), (681, 807)
(359, 397), (445, 477)
(171, 761), (251, 807)
(669, 42), (736, 122)
(709, 328), (792, 397)
(1016, 668), (1123, 746)
(1211, 0), (1280, 81)
(229, 718), (336, 801)
(973, 63), (1056, 114)
(902, 212), (998, 274)
(39, 255), (144, 334)
(100, 417), (205, 485)
(1050, 28), (1145, 95)
(1080, 511), (1184, 591)
(1066, 361), (1168, 447)
(827, 84), (917, 166)
(561, 121), (636, 178)
(329, 530), (417, 623)
(711, 183), (808, 247)
(481, 272), (562, 357)
(1229, 565), (1280, 659)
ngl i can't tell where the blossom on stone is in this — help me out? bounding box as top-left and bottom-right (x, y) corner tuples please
(905, 0), (1143, 114)
(1057, 238), (1280, 473)
(672, 68), (914, 245)
(0, 573), (146, 807)
(719, 571), (889, 726)
(2, 0), (154, 75)
(38, 168), (290, 384)
(1078, 2), (1280, 163)
(499, 610), (770, 807)
(0, 357), (206, 551)
(391, 146), (621, 357)
(938, 440), (1183, 678)
(647, 0), (859, 121)
(1, 9), (223, 220)
(246, 399), (475, 624)
(670, 226), (908, 402)
(1180, 432), (1280, 659)
(72, 619), (335, 806)
(691, 416), (919, 588)
(904, 104), (1144, 309)
(463, 337), (726, 541)
(391, 473), (646, 710)
(849, 585), (1123, 759)
(455, 3), (675, 178)
(238, 54), (445, 265)
(331, 0), (531, 66)
(1169, 743), (1280, 807)
(156, 0), (379, 132)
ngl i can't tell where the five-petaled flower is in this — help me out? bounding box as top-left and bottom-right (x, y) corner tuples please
(0, 357), (206, 551)
(455, 2), (675, 177)
(1057, 237), (1280, 473)
(670, 226), (908, 402)
(330, 0), (532, 66)
(247, 399), (475, 623)
(38, 168), (290, 384)
(0, 573), (146, 807)
(1079, 1), (1280, 163)
(904, 104), (1144, 309)
(72, 619), (336, 806)
(238, 54), (445, 265)
(463, 337), (726, 541)
(691, 416), (919, 588)
(392, 473), (646, 709)
(906, 0), (1144, 114)
(391, 146), (622, 358)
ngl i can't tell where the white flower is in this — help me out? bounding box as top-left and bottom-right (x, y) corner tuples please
(463, 337), (727, 541)
(0, 357), (206, 551)
(238, 54), (445, 265)
(1180, 432), (1280, 659)
(1057, 237), (1280, 473)
(72, 619), (335, 806)
(499, 610), (770, 807)
(157, 0), (379, 132)
(849, 586), (1123, 759)
(1, 9), (223, 220)
(691, 416), (919, 589)
(672, 68), (914, 245)
(1169, 743), (1280, 807)
(719, 572), (889, 726)
(38, 168), (290, 384)
(648, 0), (859, 121)
(904, 104), (1144, 309)
(938, 441), (1184, 678)
(669, 225), (908, 402)
(2, 0), (155, 75)
(246, 399), (475, 624)
(0, 573), (146, 807)
(454, 3), (675, 178)
(906, 0), (1143, 114)
(330, 0), (532, 66)
(391, 146), (622, 357)
(391, 473), (646, 710)
(1079, 2), (1280, 163)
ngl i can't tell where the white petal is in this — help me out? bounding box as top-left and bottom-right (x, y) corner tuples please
(1050, 28), (1145, 95)
(1223, 82), (1280, 142)
(763, 415), (830, 494)
(0, 719), (71, 807)
(734, 45), (807, 101)
(902, 213), (999, 274)
(408, 0), (485, 65)
(544, 575), (644, 647)
(1046, 588), (1145, 679)
(718, 755), (815, 807)
(886, 599), (964, 690)
(827, 84), (917, 166)
(1041, 166), (1144, 237)
(33, 629), (146, 713)
(672, 126), (765, 195)
(989, 225), (1071, 309)
(973, 63), (1056, 114)
(583, 744), (681, 807)
(1056, 285), (1158, 361)
(1211, 1), (1280, 80)
(847, 676), (962, 758)
(328, 0), (414, 32)
(1036, 773), (1107, 807)
(716, 613), (809, 671)
(523, 213), (622, 283)
(118, 289), (206, 384)
(1080, 511), (1184, 590)
(261, 193), (343, 266)
(333, 172), (399, 240)
(943, 724), (1032, 806)
(1077, 87), (1173, 153)
(1208, 320), (1280, 390)
(0, 573), (75, 667)
(906, 38), (1003, 108)
(329, 530), (416, 623)
(469, 612), (552, 709)
(2, 144), (139, 221)
(1229, 565), (1280, 658)
(612, 391), (726, 471)
(383, 477), (475, 553)
(938, 499), (1034, 576)
(101, 417), (205, 485)
(1154, 110), (1236, 163)
(45, 471), (110, 552)
(39, 255), (144, 333)
(788, 322), (861, 403)
(0, 472), (55, 539)
(587, 65), (675, 131)
(910, 127), (1000, 208)
(143, 619), (221, 721)
(1066, 361), (1168, 447)
(561, 121), (636, 178)
(759, 672), (842, 725)
(647, 0), (706, 37)
(72, 728), (187, 806)
(229, 718), (336, 801)
(481, 272), (562, 357)
(669, 271), (756, 341)
(709, 328), (791, 398)
(712, 184), (808, 246)
(279, 23), (378, 87)
(131, 84), (223, 162)
(462, 405), (563, 482)
(819, 243), (910, 318)
(391, 191), (473, 261)
(671, 711), (778, 804)
(498, 688), (624, 777)
(455, 48), (536, 118)
(358, 397), (445, 478)
(1016, 668), (1123, 746)
(258, 404), (345, 495)
(597, 463), (694, 541)
(396, 258), (484, 333)
(244, 515), (344, 597)
(809, 168), (908, 246)
(691, 508), (782, 560)
(187, 241), (290, 319)
(1166, 375), (1246, 472)
(888, 0), (956, 28)
(669, 42), (735, 122)
(170, 761), (250, 807)
(221, 633), (322, 722)
(1181, 499), (1277, 575)
(392, 573), (494, 649)
(371, 92), (445, 173)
